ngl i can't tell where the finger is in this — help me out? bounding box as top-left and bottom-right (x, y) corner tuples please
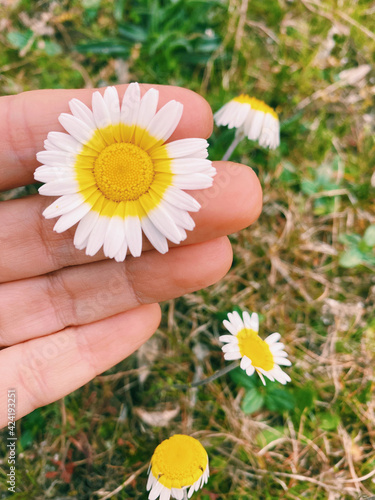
(0, 162), (261, 282)
(0, 84), (213, 191)
(0, 237), (232, 346)
(0, 304), (161, 426)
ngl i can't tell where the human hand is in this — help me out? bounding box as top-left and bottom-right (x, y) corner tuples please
(0, 85), (262, 427)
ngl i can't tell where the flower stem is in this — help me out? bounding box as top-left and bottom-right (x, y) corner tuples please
(221, 130), (245, 161)
(175, 361), (240, 390)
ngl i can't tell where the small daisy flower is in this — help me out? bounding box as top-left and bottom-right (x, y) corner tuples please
(214, 95), (280, 149)
(35, 83), (216, 261)
(219, 311), (291, 385)
(147, 434), (209, 500)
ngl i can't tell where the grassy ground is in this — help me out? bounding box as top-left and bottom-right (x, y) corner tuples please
(0, 0), (375, 498)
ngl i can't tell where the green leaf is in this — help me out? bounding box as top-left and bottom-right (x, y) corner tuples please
(364, 225), (375, 247)
(82, 0), (101, 7)
(338, 233), (362, 246)
(293, 385), (317, 412)
(43, 40), (62, 56)
(361, 254), (375, 265)
(229, 367), (256, 390)
(7, 29), (34, 50)
(19, 429), (34, 449)
(318, 412), (340, 431)
(75, 40), (130, 56)
(339, 248), (364, 268)
(265, 388), (295, 412)
(301, 179), (319, 195)
(241, 388), (265, 414)
(114, 0), (127, 22)
(118, 23), (148, 42)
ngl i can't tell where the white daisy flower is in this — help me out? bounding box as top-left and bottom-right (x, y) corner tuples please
(219, 311), (291, 386)
(214, 95), (280, 149)
(147, 434), (209, 500)
(35, 83), (216, 261)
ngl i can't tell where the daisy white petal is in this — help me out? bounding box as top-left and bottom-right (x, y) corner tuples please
(222, 343), (241, 353)
(250, 312), (259, 332)
(151, 138), (208, 160)
(53, 203), (91, 233)
(69, 98), (96, 128)
(273, 350), (289, 358)
(177, 225), (187, 241)
(124, 213), (143, 258)
(160, 158), (212, 176)
(103, 215), (125, 259)
(160, 200), (195, 231)
(147, 470), (156, 490)
(103, 86), (121, 125)
(47, 131), (83, 154)
(73, 210), (100, 248)
(58, 113), (95, 146)
(38, 178), (80, 196)
(92, 90), (112, 130)
(242, 311), (252, 329)
(34, 166), (74, 183)
(114, 237), (128, 263)
(160, 487), (170, 500)
(246, 110), (265, 141)
(142, 201), (182, 244)
(224, 351), (242, 360)
(42, 193), (85, 218)
(246, 365), (255, 376)
(149, 481), (164, 500)
(142, 100), (183, 150)
(218, 334), (238, 343)
(173, 173), (215, 190)
(274, 357), (292, 366)
(162, 186), (201, 212)
(257, 367), (275, 382)
(43, 139), (55, 151)
(265, 332), (281, 345)
(240, 355), (252, 370)
(223, 319), (238, 336)
(85, 216), (110, 256)
(171, 488), (183, 500)
(120, 82), (141, 141)
(141, 216), (169, 254)
(257, 371), (266, 386)
(229, 311), (244, 330)
(36, 150), (75, 168)
(134, 88), (159, 145)
(270, 342), (285, 352)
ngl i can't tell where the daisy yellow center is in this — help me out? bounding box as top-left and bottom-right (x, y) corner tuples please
(233, 95), (278, 120)
(237, 328), (274, 371)
(93, 142), (154, 202)
(151, 435), (207, 489)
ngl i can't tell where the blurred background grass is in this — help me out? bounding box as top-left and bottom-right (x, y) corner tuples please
(0, 0), (375, 498)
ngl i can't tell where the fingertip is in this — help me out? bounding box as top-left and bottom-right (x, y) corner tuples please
(212, 236), (234, 280)
(142, 303), (162, 332)
(192, 161), (263, 235)
(183, 89), (214, 139)
(231, 162), (263, 227)
(172, 237), (233, 291)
